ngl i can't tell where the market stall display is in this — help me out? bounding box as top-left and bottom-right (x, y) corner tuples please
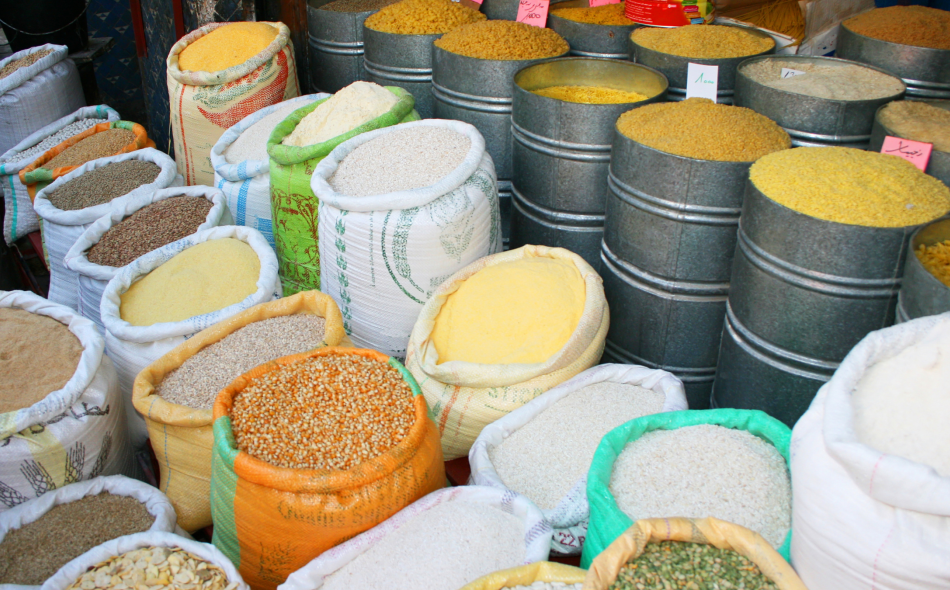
(869, 99), (950, 186)
(895, 219), (950, 323)
(548, 3), (639, 60)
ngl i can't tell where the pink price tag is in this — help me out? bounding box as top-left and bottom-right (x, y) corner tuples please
(589, 0), (621, 6)
(881, 135), (933, 172)
(516, 0), (550, 27)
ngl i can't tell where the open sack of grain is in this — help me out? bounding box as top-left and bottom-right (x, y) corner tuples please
(405, 244), (609, 460)
(470, 363), (688, 555)
(312, 119), (502, 358)
(31, 149), (182, 312)
(790, 312), (950, 590)
(100, 225), (281, 449)
(131, 291), (352, 533)
(0, 44), (84, 156)
(63, 185), (232, 332)
(211, 347), (444, 590)
(267, 81), (419, 295)
(167, 21), (300, 185)
(277, 486), (551, 590)
(210, 94), (328, 249)
(0, 105), (119, 245)
(459, 562), (585, 590)
(0, 291), (136, 514)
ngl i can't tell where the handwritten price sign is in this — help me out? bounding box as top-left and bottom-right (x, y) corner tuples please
(881, 135), (933, 172)
(516, 0), (550, 27)
(589, 0), (622, 7)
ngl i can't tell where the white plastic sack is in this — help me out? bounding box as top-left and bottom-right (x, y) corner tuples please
(63, 186), (233, 333)
(41, 531), (249, 590)
(0, 105), (120, 245)
(0, 44), (85, 156)
(32, 149), (183, 312)
(312, 119), (502, 358)
(278, 486), (552, 590)
(99, 225), (281, 449)
(790, 312), (950, 590)
(469, 363), (689, 555)
(210, 94), (327, 249)
(0, 291), (136, 515)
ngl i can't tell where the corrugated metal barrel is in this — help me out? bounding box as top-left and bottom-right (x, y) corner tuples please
(307, 3), (373, 93)
(363, 28), (440, 118)
(510, 58), (667, 269)
(547, 5), (639, 59)
(837, 22), (950, 100)
(896, 217), (950, 322)
(712, 182), (916, 426)
(481, 0), (520, 20)
(734, 56), (905, 149)
(869, 100), (950, 187)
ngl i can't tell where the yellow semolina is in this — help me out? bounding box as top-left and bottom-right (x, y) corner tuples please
(179, 22), (278, 72)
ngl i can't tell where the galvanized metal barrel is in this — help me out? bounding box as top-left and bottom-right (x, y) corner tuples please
(869, 100), (950, 187)
(307, 2), (373, 93)
(712, 182), (917, 426)
(363, 28), (440, 118)
(510, 58), (667, 269)
(734, 55), (905, 149)
(547, 5), (639, 59)
(896, 217), (950, 322)
(481, 0), (520, 20)
(629, 25), (774, 104)
(837, 22), (950, 100)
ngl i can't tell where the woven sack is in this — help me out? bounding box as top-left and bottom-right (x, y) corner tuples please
(31, 149), (182, 312)
(211, 347), (444, 590)
(211, 94), (327, 249)
(581, 408), (793, 568)
(63, 185), (232, 333)
(459, 562), (586, 590)
(0, 105), (119, 245)
(100, 225), (281, 450)
(167, 22), (300, 186)
(0, 44), (84, 156)
(131, 291), (351, 533)
(405, 244), (609, 460)
(0, 291), (136, 514)
(267, 86), (419, 295)
(470, 363), (688, 555)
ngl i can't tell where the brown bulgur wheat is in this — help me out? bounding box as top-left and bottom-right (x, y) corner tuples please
(845, 6), (950, 50)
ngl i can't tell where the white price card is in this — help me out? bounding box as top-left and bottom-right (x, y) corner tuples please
(686, 63), (719, 102)
(781, 68), (806, 78)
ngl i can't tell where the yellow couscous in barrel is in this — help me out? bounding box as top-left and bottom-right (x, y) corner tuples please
(364, 0), (485, 35)
(631, 25), (774, 59)
(434, 20), (569, 60)
(178, 22), (279, 72)
(750, 147), (950, 228)
(533, 85), (648, 104)
(550, 4), (636, 25)
(916, 240), (950, 287)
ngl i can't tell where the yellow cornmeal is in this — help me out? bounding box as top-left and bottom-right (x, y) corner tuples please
(533, 85), (648, 104)
(120, 239), (260, 326)
(432, 257), (586, 365)
(179, 22), (278, 72)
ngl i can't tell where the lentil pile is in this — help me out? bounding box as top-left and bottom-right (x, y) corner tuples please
(607, 542), (779, 590)
(0, 119), (100, 164)
(879, 101), (950, 152)
(0, 307), (82, 414)
(0, 493), (155, 586)
(609, 425), (791, 548)
(435, 21), (569, 60)
(365, 0), (485, 34)
(283, 81), (397, 147)
(845, 6), (950, 51)
(916, 240), (950, 287)
(320, 0), (400, 12)
(157, 314), (328, 409)
(0, 48), (53, 80)
(62, 546), (234, 590)
(490, 382), (665, 510)
(631, 25), (774, 59)
(741, 59), (904, 100)
(45, 160), (160, 211)
(230, 353), (415, 470)
(532, 85), (648, 104)
(550, 4), (634, 25)
(322, 501), (525, 590)
(617, 98), (790, 162)
(179, 22), (279, 72)
(87, 197), (214, 267)
(750, 147), (950, 227)
(225, 101), (309, 163)
(43, 128), (136, 170)
(330, 126), (470, 196)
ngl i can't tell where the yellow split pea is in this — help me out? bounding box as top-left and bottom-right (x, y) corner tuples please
(178, 22), (278, 72)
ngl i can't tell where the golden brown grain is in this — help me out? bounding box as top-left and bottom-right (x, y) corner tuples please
(533, 85), (648, 104)
(435, 20), (569, 60)
(365, 0), (484, 34)
(632, 25), (774, 58)
(917, 240), (950, 287)
(845, 6), (950, 50)
(550, 4), (634, 25)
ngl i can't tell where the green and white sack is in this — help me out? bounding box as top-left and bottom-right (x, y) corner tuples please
(311, 120), (501, 358)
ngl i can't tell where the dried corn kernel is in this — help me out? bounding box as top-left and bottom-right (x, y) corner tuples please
(365, 0), (485, 34)
(631, 25), (774, 58)
(178, 22), (278, 72)
(435, 20), (569, 60)
(532, 85), (648, 104)
(916, 240), (950, 287)
(550, 4), (635, 25)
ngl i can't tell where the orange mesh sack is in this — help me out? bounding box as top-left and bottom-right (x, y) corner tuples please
(210, 347), (445, 590)
(132, 290), (352, 533)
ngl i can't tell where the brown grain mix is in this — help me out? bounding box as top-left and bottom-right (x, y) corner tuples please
(879, 101), (950, 152)
(0, 493), (155, 586)
(43, 128), (136, 170)
(632, 25), (774, 58)
(365, 0), (484, 33)
(46, 160), (161, 211)
(0, 48), (53, 80)
(0, 307), (83, 414)
(87, 197), (214, 267)
(845, 6), (950, 50)
(321, 0), (400, 12)
(435, 20), (569, 60)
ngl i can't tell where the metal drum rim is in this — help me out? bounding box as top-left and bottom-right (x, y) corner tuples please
(362, 59), (432, 76)
(570, 49), (630, 59)
(602, 339), (717, 381)
(511, 120), (611, 160)
(607, 172), (742, 224)
(547, 13), (639, 34)
(431, 81), (514, 113)
(513, 56), (670, 103)
(896, 293), (911, 323)
(789, 137), (870, 149)
(362, 28), (443, 42)
(432, 44), (570, 73)
(511, 185), (606, 228)
(602, 241), (731, 297)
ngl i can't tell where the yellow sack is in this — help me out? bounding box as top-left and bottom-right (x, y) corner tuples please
(462, 563), (587, 590)
(132, 290), (350, 532)
(583, 518), (808, 590)
(405, 245), (609, 460)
